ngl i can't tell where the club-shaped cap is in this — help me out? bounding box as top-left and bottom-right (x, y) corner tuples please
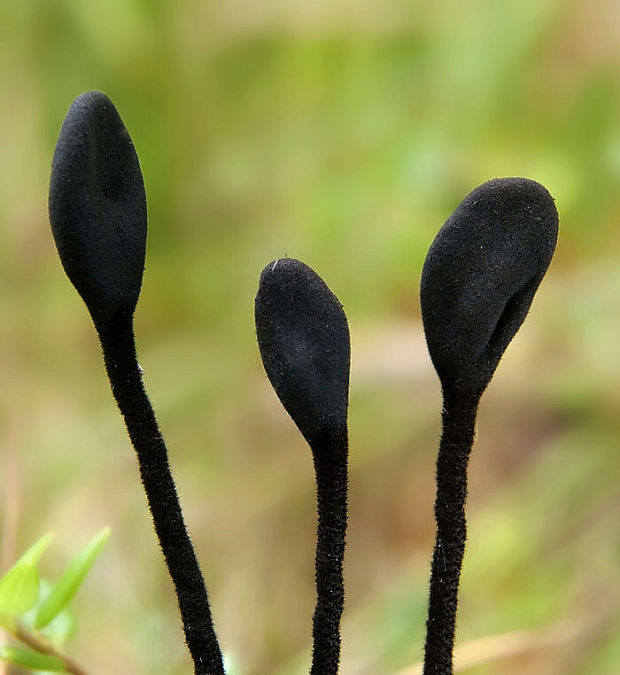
(49, 91), (147, 331)
(255, 258), (350, 446)
(420, 177), (558, 398)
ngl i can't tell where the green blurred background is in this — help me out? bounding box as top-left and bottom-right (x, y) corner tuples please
(1, 0), (619, 673)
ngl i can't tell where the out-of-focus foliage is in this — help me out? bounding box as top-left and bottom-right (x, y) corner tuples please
(0, 529), (109, 672)
(0, 1), (619, 673)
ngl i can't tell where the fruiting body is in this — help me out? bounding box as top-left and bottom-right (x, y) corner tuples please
(49, 90), (147, 331)
(421, 178), (558, 674)
(255, 258), (350, 444)
(255, 258), (350, 674)
(49, 92), (224, 675)
(421, 177), (558, 397)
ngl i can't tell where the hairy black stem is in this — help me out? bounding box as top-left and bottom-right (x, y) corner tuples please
(310, 426), (348, 675)
(98, 311), (224, 675)
(423, 389), (479, 675)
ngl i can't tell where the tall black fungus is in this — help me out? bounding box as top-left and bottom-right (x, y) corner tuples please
(49, 91), (225, 675)
(255, 258), (350, 675)
(420, 178), (559, 674)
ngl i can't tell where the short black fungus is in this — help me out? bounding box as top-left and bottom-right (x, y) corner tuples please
(255, 258), (350, 674)
(255, 258), (351, 445)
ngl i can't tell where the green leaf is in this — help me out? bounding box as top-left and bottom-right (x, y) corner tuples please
(0, 533), (54, 615)
(0, 564), (39, 615)
(34, 527), (110, 629)
(41, 605), (77, 646)
(18, 534), (56, 566)
(21, 581), (76, 647)
(0, 645), (66, 671)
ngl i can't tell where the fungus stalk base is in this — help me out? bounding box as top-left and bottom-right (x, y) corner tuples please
(310, 427), (349, 675)
(423, 391), (479, 675)
(98, 313), (225, 675)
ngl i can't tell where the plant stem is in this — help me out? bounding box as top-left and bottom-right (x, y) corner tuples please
(98, 312), (224, 675)
(310, 426), (348, 675)
(423, 389), (479, 675)
(13, 622), (89, 675)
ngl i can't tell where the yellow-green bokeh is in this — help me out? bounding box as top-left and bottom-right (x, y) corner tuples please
(1, 1), (619, 673)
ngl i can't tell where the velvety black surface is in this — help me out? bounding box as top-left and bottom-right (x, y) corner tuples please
(255, 258), (350, 674)
(423, 395), (478, 675)
(99, 314), (225, 675)
(420, 177), (558, 397)
(310, 427), (349, 675)
(255, 258), (351, 445)
(49, 90), (147, 331)
(50, 92), (224, 674)
(420, 178), (559, 674)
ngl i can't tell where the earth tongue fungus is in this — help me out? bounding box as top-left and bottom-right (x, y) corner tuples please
(255, 258), (351, 675)
(49, 91), (558, 675)
(49, 91), (225, 675)
(420, 178), (559, 674)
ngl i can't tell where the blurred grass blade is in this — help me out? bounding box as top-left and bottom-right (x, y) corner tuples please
(0, 645), (66, 672)
(35, 527), (110, 629)
(0, 533), (54, 615)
